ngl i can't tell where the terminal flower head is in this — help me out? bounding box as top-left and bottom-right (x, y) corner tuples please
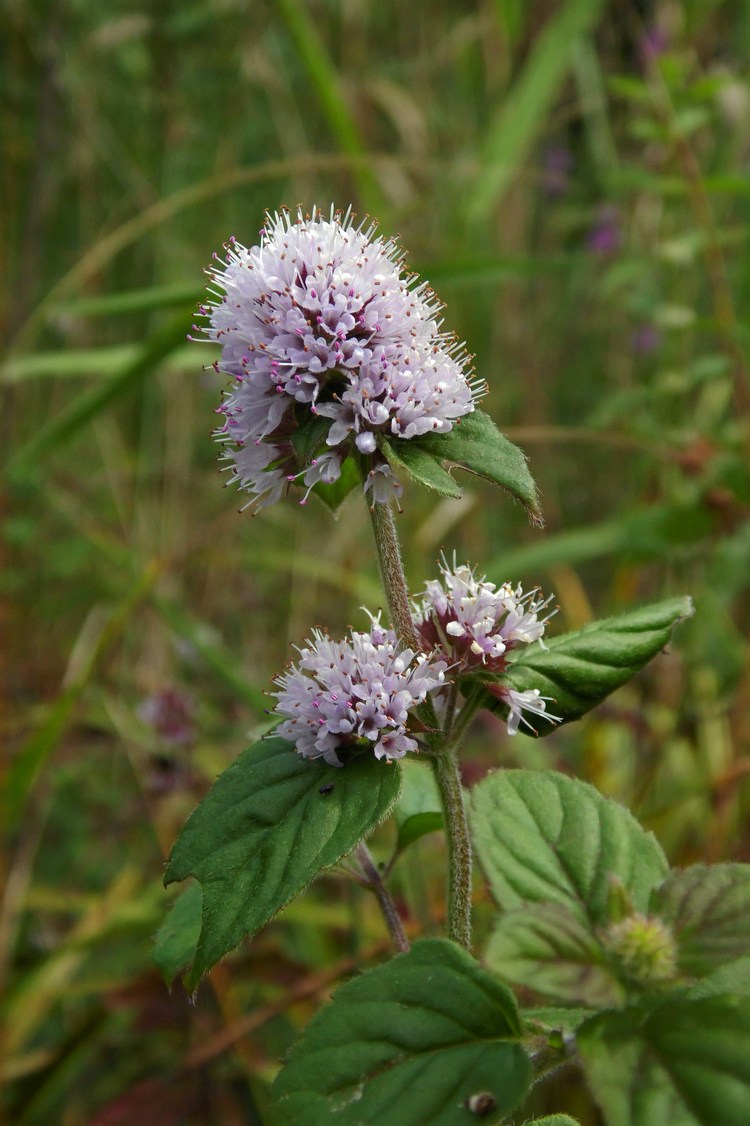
(413, 559), (560, 735)
(272, 615), (447, 766)
(198, 206), (481, 510)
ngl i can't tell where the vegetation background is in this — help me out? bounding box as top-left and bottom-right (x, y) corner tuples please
(3, 0), (749, 1121)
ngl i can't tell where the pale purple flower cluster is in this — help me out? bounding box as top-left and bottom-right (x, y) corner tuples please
(274, 563), (559, 764)
(413, 560), (560, 735)
(199, 207), (480, 508)
(273, 616), (446, 766)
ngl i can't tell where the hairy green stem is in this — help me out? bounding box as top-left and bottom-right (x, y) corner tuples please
(366, 496), (472, 950)
(357, 842), (410, 954)
(430, 747), (472, 950)
(367, 500), (422, 652)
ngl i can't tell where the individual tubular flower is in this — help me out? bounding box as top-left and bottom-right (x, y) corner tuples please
(198, 206), (481, 509)
(272, 616), (446, 766)
(224, 439), (290, 510)
(363, 460), (403, 506)
(413, 559), (560, 735)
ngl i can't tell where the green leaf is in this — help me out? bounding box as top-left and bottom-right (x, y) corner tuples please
(650, 864), (750, 977)
(485, 901), (623, 1007)
(291, 414), (332, 466)
(578, 998), (750, 1125)
(497, 597), (694, 731)
(381, 435), (463, 498)
(686, 956), (750, 1000)
(271, 938), (532, 1125)
(524, 1007), (594, 1033)
(153, 883), (202, 987)
(288, 415), (361, 512)
(394, 760), (443, 858)
(395, 812), (444, 856)
(470, 770), (668, 928)
(414, 409), (542, 522)
(164, 737), (402, 986)
(522, 1117), (581, 1125)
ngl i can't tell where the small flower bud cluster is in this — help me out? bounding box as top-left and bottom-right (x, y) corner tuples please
(199, 207), (481, 509)
(413, 559), (559, 735)
(602, 913), (678, 985)
(272, 616), (446, 766)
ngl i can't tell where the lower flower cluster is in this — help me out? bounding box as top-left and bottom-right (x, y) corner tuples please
(273, 615), (446, 766)
(273, 564), (559, 764)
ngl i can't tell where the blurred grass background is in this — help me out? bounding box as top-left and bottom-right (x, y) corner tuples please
(2, 0), (750, 1121)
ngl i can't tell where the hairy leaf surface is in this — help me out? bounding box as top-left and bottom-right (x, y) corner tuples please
(415, 409), (542, 521)
(470, 770), (668, 928)
(381, 435), (463, 498)
(153, 882), (203, 986)
(650, 864), (750, 976)
(578, 998), (750, 1125)
(272, 938), (531, 1125)
(164, 737), (401, 985)
(498, 597), (693, 729)
(485, 901), (623, 1007)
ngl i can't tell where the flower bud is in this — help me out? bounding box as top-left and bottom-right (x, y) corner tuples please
(601, 913), (677, 985)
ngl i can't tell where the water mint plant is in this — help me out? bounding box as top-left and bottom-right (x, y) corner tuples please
(155, 208), (750, 1126)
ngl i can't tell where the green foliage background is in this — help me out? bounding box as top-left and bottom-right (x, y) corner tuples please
(2, 0), (749, 1121)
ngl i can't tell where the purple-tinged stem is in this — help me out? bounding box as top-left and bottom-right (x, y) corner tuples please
(356, 843), (410, 953)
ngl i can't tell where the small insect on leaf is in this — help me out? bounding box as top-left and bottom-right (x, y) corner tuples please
(319, 783), (334, 795)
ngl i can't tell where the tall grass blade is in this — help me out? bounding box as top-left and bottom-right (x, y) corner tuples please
(4, 563), (163, 832)
(468, 0), (608, 222)
(276, 0), (388, 217)
(7, 312), (191, 477)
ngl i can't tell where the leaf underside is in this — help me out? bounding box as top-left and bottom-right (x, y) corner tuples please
(485, 900), (623, 1007)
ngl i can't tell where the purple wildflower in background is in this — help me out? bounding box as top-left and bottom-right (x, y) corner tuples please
(273, 615), (447, 766)
(138, 687), (196, 746)
(198, 206), (481, 509)
(631, 323), (661, 356)
(586, 206), (621, 259)
(639, 25), (669, 68)
(413, 560), (559, 735)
